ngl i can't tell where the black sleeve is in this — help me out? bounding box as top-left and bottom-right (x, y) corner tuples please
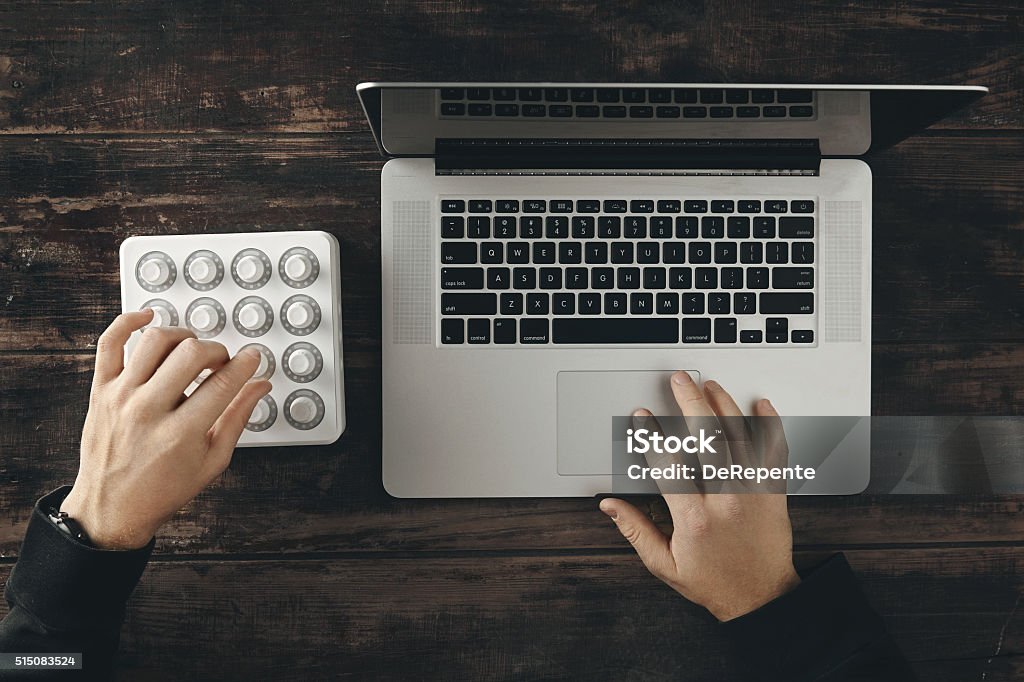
(0, 487), (153, 681)
(721, 554), (916, 682)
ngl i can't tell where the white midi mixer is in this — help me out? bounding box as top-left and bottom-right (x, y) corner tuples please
(119, 231), (346, 446)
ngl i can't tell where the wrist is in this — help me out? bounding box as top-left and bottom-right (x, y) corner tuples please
(59, 488), (154, 550)
(709, 567), (802, 622)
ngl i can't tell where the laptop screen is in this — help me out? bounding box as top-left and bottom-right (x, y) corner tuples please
(357, 83), (986, 158)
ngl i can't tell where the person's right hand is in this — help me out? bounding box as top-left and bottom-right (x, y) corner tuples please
(599, 371), (800, 621)
(60, 310), (271, 550)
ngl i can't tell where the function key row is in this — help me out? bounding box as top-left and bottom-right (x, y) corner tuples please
(439, 103), (812, 119)
(441, 199), (814, 214)
(439, 87), (813, 105)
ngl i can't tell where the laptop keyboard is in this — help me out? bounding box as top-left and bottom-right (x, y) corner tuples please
(438, 197), (817, 347)
(438, 88), (816, 120)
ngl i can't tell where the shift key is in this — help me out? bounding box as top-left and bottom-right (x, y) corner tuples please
(442, 293), (497, 315)
(760, 293), (814, 314)
(442, 243), (477, 264)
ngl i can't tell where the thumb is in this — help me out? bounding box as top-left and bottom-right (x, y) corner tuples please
(599, 498), (675, 579)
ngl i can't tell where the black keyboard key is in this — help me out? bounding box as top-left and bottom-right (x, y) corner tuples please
(622, 88), (646, 103)
(571, 88), (595, 102)
(625, 216), (647, 238)
(710, 106), (733, 118)
(576, 105), (599, 117)
(656, 292), (679, 314)
(761, 293), (814, 314)
(533, 242), (556, 264)
(650, 216), (673, 238)
(441, 199), (465, 213)
(549, 104), (573, 117)
(683, 106), (708, 118)
(527, 293), (549, 315)
(544, 88), (569, 102)
(753, 217), (776, 238)
(674, 89), (699, 104)
(442, 216), (465, 238)
(558, 242), (582, 264)
(764, 106), (787, 117)
(494, 216), (517, 238)
(637, 243), (659, 264)
(751, 89), (774, 103)
(766, 318), (788, 333)
(714, 242), (737, 264)
(684, 200), (708, 213)
(682, 293), (704, 314)
(545, 216), (568, 239)
(670, 267), (692, 289)
(791, 200), (815, 213)
(738, 200), (761, 214)
(689, 242), (712, 264)
(714, 318), (738, 343)
(699, 89), (723, 104)
(721, 267), (743, 289)
(766, 242), (789, 264)
(596, 88), (620, 103)
(519, 88), (543, 101)
(789, 105), (813, 117)
(603, 105), (627, 118)
(765, 200), (788, 213)
(585, 242), (609, 263)
(553, 293), (575, 315)
(468, 103), (492, 116)
(772, 267), (814, 289)
(520, 319), (550, 344)
(708, 292), (730, 314)
(792, 330), (814, 343)
(501, 293), (524, 315)
(522, 104), (546, 117)
(440, 88), (464, 100)
(725, 90), (749, 104)
(494, 319), (516, 344)
(711, 200), (735, 213)
(442, 267), (484, 290)
(663, 242), (686, 264)
(442, 293), (495, 315)
(441, 319), (464, 344)
(747, 267), (769, 289)
(576, 199), (601, 213)
(779, 217), (814, 238)
(539, 267), (562, 289)
(727, 217), (751, 238)
(631, 293), (654, 314)
(467, 318), (490, 344)
(550, 199), (574, 213)
(592, 268), (614, 289)
(579, 293), (602, 315)
(734, 292), (756, 315)
(695, 267), (717, 289)
(792, 242), (815, 264)
(598, 216), (621, 238)
(740, 242), (763, 264)
(468, 216), (490, 239)
(630, 105), (654, 118)
(682, 318), (712, 343)
(519, 216), (543, 238)
(630, 199), (654, 213)
(496, 200), (519, 212)
(611, 242), (634, 264)
(480, 242), (503, 264)
(495, 104), (518, 116)
(643, 267), (666, 289)
(767, 332), (787, 344)
(492, 88), (516, 101)
(656, 105), (681, 118)
(442, 243), (476, 264)
(604, 293), (627, 315)
(487, 267), (510, 290)
(553, 319), (678, 344)
(506, 242), (529, 263)
(466, 88), (490, 100)
(604, 199), (627, 213)
(777, 89), (813, 103)
(648, 88), (672, 103)
(572, 216), (595, 238)
(565, 267), (588, 289)
(701, 217), (724, 239)
(441, 103), (466, 116)
(617, 267), (641, 289)
(740, 330), (762, 343)
(513, 267), (536, 289)
(523, 199), (546, 213)
(676, 217), (699, 238)
(657, 200), (681, 213)
(736, 106), (760, 118)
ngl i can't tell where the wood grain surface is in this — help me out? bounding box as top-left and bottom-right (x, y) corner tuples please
(0, 1), (1021, 679)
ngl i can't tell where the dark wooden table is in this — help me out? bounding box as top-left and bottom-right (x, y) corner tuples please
(1, 2), (1022, 680)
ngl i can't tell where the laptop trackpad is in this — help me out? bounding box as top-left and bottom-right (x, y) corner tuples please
(557, 370), (700, 475)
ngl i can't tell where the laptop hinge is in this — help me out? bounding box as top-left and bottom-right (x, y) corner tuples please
(434, 138), (821, 176)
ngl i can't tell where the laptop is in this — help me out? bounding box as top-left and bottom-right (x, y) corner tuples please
(356, 82), (986, 498)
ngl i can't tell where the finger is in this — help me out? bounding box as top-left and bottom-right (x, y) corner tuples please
(120, 326), (197, 386)
(703, 380), (754, 467)
(203, 380), (272, 480)
(179, 348), (263, 430)
(147, 338), (231, 406)
(634, 409), (701, 502)
(599, 498), (676, 580)
(669, 371), (723, 473)
(92, 310), (155, 386)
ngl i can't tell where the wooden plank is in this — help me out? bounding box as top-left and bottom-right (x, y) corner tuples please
(1, 134), (1022, 350)
(1, 352), (1021, 556)
(0, 1), (1018, 133)
(0, 548), (1019, 680)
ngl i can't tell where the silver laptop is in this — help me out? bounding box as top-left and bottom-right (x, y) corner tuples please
(356, 82), (986, 498)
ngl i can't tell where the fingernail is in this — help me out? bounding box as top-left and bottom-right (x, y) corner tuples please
(632, 408), (651, 418)
(672, 371), (692, 385)
(599, 500), (618, 521)
(239, 348), (260, 360)
(705, 379), (720, 392)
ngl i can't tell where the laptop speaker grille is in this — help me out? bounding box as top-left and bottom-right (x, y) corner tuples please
(821, 201), (864, 343)
(392, 200), (433, 344)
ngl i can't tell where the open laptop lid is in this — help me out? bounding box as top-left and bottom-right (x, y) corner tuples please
(356, 82), (986, 160)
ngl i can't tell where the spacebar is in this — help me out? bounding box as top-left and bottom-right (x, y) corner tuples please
(553, 319), (679, 344)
